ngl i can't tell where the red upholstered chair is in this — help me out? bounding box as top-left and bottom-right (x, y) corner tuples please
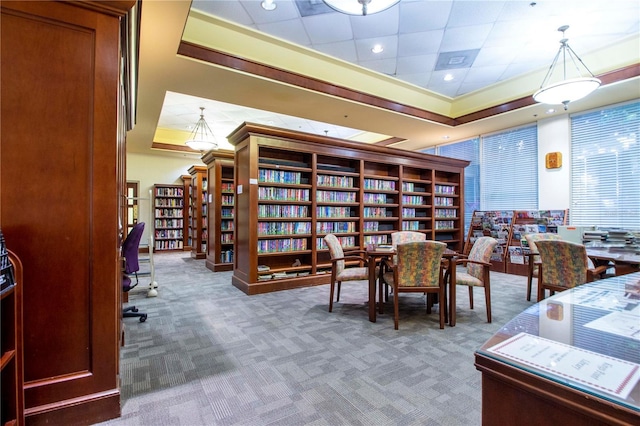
(381, 241), (447, 330)
(324, 234), (373, 313)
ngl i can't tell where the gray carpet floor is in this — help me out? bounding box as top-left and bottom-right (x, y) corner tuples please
(98, 252), (533, 425)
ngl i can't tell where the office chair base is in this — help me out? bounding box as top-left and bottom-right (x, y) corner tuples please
(123, 306), (148, 322)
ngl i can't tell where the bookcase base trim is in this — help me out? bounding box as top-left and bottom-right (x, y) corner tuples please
(232, 274), (331, 295)
(24, 389), (120, 426)
(205, 260), (233, 272)
(191, 252), (206, 260)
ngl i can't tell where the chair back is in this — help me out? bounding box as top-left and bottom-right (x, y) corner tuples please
(467, 237), (498, 280)
(395, 241), (446, 288)
(324, 234), (345, 275)
(536, 239), (588, 289)
(524, 233), (562, 264)
(122, 222), (145, 274)
(391, 231), (426, 263)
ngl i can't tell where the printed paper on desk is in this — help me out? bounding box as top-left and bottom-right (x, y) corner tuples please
(487, 332), (640, 400)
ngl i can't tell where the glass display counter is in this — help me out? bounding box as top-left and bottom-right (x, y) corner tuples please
(475, 272), (640, 425)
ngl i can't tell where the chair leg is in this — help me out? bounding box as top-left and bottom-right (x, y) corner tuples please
(393, 286), (399, 330)
(484, 284), (491, 323)
(438, 288), (445, 329)
(469, 286), (474, 309)
(329, 280), (335, 312)
(537, 283), (544, 302)
(426, 293), (432, 314)
(336, 281), (341, 302)
(526, 274), (533, 302)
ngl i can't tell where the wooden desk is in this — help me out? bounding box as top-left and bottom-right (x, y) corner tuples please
(475, 273), (640, 425)
(586, 247), (640, 276)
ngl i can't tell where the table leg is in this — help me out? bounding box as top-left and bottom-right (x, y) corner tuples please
(449, 258), (456, 327)
(368, 256), (377, 322)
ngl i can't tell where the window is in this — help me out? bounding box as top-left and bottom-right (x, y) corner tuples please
(570, 101), (640, 228)
(438, 138), (480, 234)
(481, 126), (538, 210)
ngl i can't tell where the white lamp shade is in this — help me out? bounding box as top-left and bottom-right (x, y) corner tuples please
(323, 0), (399, 16)
(533, 77), (601, 105)
(185, 139), (217, 152)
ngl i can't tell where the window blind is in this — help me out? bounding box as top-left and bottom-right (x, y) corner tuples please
(481, 125), (538, 210)
(438, 138), (480, 234)
(570, 101), (640, 228)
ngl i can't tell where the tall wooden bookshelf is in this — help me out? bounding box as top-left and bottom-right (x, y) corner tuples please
(153, 184), (186, 251)
(202, 151), (236, 272)
(229, 122), (469, 295)
(181, 175), (192, 250)
(188, 166), (208, 259)
(1, 249), (24, 426)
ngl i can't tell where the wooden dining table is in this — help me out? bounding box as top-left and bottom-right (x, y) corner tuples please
(366, 244), (459, 324)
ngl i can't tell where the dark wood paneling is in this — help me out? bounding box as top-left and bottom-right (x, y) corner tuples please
(1, 1), (133, 424)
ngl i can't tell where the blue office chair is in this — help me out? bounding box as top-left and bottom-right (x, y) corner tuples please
(122, 222), (148, 322)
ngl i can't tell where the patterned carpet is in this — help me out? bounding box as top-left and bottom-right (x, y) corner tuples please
(98, 252), (533, 425)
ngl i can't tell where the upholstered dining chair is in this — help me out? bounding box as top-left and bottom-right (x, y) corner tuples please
(535, 239), (605, 301)
(381, 231), (428, 301)
(324, 234), (373, 313)
(381, 240), (447, 330)
(449, 236), (498, 324)
(524, 233), (563, 301)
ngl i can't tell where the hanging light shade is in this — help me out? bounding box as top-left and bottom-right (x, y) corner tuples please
(322, 0), (399, 16)
(185, 107), (218, 152)
(533, 25), (601, 110)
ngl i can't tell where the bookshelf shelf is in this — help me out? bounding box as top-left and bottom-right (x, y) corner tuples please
(188, 165), (208, 260)
(153, 184), (185, 251)
(202, 152), (235, 271)
(229, 123), (469, 295)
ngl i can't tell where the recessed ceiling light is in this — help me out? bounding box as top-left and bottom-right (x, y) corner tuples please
(372, 44), (383, 54)
(261, 0), (276, 11)
(444, 74), (454, 82)
(546, 108), (556, 114)
(442, 135), (450, 139)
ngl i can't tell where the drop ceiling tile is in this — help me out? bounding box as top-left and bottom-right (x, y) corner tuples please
(440, 23), (493, 52)
(313, 40), (359, 62)
(447, 1), (506, 28)
(357, 57), (398, 76)
(240, 0), (301, 24)
(355, 35), (398, 61)
(398, 30), (444, 57)
(191, 0), (254, 26)
(302, 13), (353, 44)
(349, 7), (399, 39)
(399, 0), (452, 33)
(396, 54), (438, 75)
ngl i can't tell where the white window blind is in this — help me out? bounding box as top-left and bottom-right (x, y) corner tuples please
(438, 138), (480, 234)
(570, 101), (640, 228)
(481, 126), (538, 210)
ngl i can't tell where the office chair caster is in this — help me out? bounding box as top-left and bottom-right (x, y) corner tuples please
(139, 314), (147, 322)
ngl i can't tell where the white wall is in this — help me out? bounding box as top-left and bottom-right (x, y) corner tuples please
(126, 151), (204, 242)
(537, 114), (571, 211)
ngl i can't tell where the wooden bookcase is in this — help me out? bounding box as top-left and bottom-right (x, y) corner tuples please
(229, 122), (469, 295)
(1, 249), (24, 426)
(202, 151), (236, 272)
(153, 184), (186, 251)
(181, 175), (192, 250)
(188, 166), (208, 259)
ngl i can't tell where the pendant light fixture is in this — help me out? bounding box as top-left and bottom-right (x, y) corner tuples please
(533, 25), (601, 110)
(185, 107), (218, 152)
(322, 0), (399, 16)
